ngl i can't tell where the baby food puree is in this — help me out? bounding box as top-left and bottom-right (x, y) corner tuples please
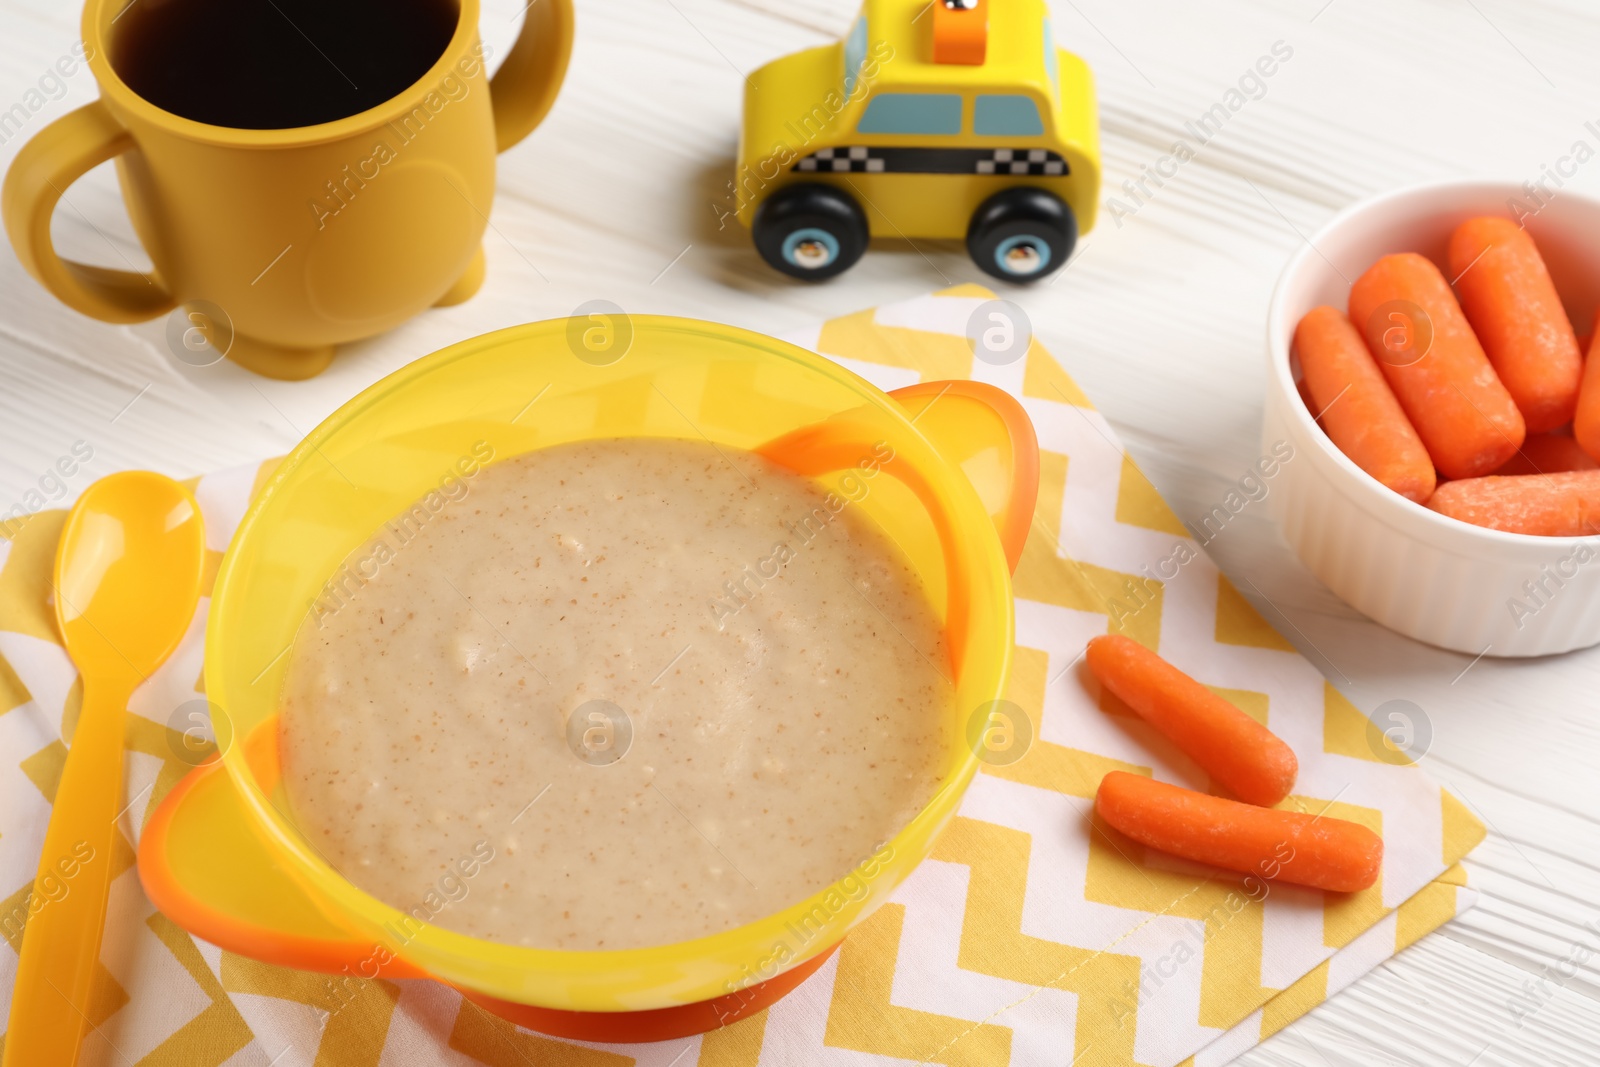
(280, 438), (951, 950)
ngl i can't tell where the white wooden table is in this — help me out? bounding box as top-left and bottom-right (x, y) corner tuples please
(3, 0), (1598, 1063)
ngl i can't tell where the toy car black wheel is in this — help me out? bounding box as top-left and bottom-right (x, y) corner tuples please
(752, 183), (869, 281)
(966, 188), (1076, 284)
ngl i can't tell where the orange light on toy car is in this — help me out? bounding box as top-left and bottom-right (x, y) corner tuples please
(932, 0), (987, 65)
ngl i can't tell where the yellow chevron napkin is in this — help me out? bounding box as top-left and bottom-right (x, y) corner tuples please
(0, 285), (1483, 1067)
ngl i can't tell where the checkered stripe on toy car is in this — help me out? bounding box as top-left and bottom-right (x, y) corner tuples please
(972, 148), (1069, 175)
(792, 146), (1069, 176)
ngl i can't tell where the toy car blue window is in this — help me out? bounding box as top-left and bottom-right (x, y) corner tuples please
(858, 93), (962, 135)
(1043, 19), (1060, 93)
(843, 16), (868, 96)
(974, 95), (1044, 136)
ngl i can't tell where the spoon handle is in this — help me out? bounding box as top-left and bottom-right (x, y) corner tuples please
(3, 674), (134, 1067)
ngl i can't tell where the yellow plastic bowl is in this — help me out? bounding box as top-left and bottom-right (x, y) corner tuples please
(141, 317), (1034, 1027)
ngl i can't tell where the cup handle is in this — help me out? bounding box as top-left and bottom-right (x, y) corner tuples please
(489, 0), (575, 152)
(2, 100), (175, 323)
(888, 381), (1040, 575)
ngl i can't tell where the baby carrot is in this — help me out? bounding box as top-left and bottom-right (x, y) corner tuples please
(1575, 328), (1600, 462)
(1491, 432), (1598, 477)
(1296, 376), (1320, 426)
(1448, 217), (1582, 433)
(1348, 253), (1525, 479)
(1295, 305), (1436, 503)
(1427, 471), (1600, 536)
(1087, 635), (1298, 807)
(1095, 772), (1383, 893)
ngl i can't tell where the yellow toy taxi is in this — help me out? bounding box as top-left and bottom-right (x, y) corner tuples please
(735, 0), (1100, 283)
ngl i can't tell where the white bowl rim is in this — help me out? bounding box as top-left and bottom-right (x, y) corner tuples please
(1264, 176), (1600, 558)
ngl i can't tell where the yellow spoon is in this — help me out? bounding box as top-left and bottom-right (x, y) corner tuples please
(3, 472), (206, 1067)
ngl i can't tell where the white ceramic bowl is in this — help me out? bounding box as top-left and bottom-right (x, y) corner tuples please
(1264, 178), (1600, 657)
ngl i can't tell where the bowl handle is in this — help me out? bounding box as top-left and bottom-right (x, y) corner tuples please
(888, 380), (1039, 575)
(137, 753), (423, 979)
(755, 379), (1037, 682)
